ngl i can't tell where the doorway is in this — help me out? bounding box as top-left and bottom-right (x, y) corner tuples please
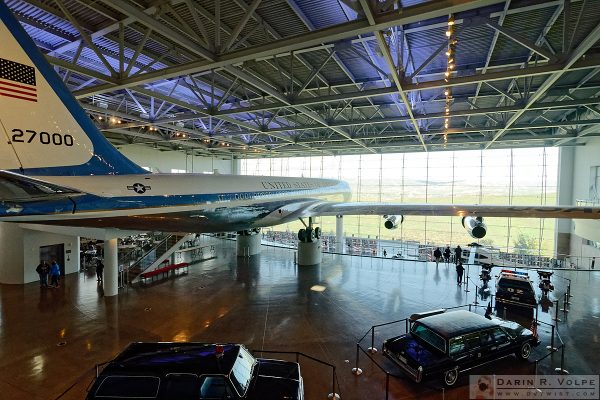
(39, 244), (65, 276)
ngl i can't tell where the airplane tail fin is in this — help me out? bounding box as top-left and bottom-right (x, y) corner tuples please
(0, 3), (146, 176)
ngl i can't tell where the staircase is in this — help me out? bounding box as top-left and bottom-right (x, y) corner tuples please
(124, 234), (190, 283)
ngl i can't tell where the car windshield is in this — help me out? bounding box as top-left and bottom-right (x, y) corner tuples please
(230, 346), (255, 395)
(411, 323), (446, 353)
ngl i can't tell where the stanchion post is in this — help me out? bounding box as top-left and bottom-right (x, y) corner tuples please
(464, 264), (470, 293)
(553, 300), (561, 322)
(385, 373), (390, 400)
(560, 293), (569, 313)
(567, 279), (573, 298)
(473, 284), (479, 305)
(368, 327), (377, 354)
(351, 343), (362, 376)
(554, 344), (569, 375)
(546, 325), (557, 352)
(566, 284), (572, 305)
(327, 366), (339, 400)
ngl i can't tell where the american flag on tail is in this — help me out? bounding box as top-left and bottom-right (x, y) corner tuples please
(0, 58), (37, 102)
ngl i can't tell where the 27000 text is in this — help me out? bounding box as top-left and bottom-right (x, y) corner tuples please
(11, 129), (74, 146)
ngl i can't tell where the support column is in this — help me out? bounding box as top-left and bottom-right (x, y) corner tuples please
(237, 230), (262, 257)
(298, 240), (322, 266)
(555, 146), (575, 259)
(103, 238), (119, 297)
(336, 215), (344, 253)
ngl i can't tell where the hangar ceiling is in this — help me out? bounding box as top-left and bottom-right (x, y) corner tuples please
(7, 0), (600, 158)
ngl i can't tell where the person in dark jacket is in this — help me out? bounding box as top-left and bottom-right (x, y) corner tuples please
(443, 246), (451, 265)
(433, 247), (442, 267)
(96, 260), (104, 282)
(456, 261), (465, 285)
(36, 261), (50, 288)
(455, 245), (462, 265)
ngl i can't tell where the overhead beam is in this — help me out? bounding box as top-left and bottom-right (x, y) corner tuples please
(486, 21), (600, 148)
(485, 19), (556, 61)
(360, 0), (424, 149)
(258, 98), (600, 133)
(207, 56), (600, 116)
(98, 0), (215, 61)
(70, 0), (505, 97)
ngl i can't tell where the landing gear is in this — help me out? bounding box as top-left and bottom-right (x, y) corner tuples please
(298, 226), (321, 243)
(297, 218), (322, 265)
(238, 228), (261, 236)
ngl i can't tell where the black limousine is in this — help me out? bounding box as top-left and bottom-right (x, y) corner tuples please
(382, 310), (536, 386)
(86, 342), (304, 399)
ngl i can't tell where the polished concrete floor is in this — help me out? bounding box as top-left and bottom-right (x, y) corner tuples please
(1, 238), (599, 400)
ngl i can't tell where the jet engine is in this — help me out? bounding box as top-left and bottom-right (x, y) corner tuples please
(383, 215), (404, 230)
(462, 216), (487, 239)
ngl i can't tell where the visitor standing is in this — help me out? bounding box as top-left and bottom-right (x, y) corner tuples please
(443, 246), (451, 265)
(455, 245), (462, 265)
(36, 260), (49, 288)
(433, 247), (442, 267)
(96, 260), (104, 282)
(456, 261), (465, 285)
(50, 260), (61, 288)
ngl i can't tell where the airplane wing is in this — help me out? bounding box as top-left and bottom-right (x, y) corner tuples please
(0, 170), (83, 203)
(298, 201), (600, 219)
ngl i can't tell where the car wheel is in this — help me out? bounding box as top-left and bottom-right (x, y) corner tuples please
(517, 341), (532, 360)
(444, 367), (459, 386)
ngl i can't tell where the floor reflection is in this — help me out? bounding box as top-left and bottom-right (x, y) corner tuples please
(0, 239), (598, 400)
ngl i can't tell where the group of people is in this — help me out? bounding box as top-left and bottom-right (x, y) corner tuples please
(36, 259), (104, 287)
(35, 260), (61, 288)
(433, 245), (465, 285)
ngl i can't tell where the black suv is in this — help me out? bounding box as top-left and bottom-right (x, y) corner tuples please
(382, 310), (535, 386)
(495, 269), (537, 308)
(86, 343), (304, 399)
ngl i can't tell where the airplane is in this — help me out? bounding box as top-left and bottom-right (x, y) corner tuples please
(1, 2), (600, 241)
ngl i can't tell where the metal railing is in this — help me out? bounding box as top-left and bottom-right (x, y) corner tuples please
(125, 234), (185, 281)
(250, 349), (340, 399)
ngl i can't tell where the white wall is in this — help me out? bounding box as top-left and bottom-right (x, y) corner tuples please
(117, 144), (238, 174)
(559, 138), (600, 263)
(0, 222), (25, 284)
(570, 138), (600, 203)
(0, 223), (79, 284)
(23, 230), (80, 283)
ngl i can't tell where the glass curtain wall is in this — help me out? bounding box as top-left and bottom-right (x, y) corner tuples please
(241, 148), (558, 256)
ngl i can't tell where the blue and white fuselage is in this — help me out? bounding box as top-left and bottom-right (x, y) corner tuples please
(0, 173), (351, 232)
